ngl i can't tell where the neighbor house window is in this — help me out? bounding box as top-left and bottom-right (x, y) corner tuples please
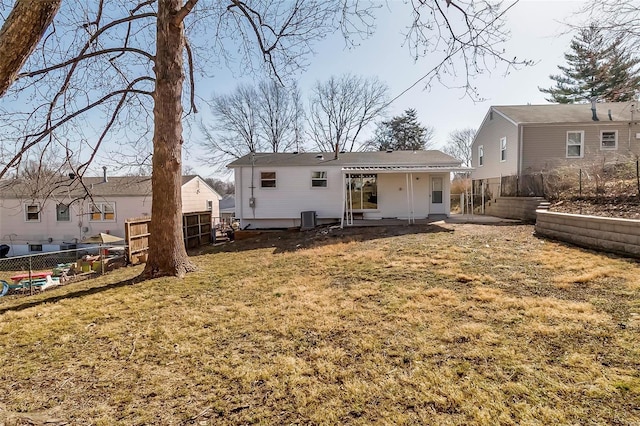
(25, 204), (41, 222)
(29, 244), (43, 252)
(260, 172), (276, 188)
(311, 171), (328, 188)
(90, 202), (116, 221)
(346, 174), (377, 210)
(566, 131), (584, 158)
(500, 137), (507, 162)
(478, 145), (484, 166)
(56, 203), (70, 222)
(206, 200), (213, 211)
(601, 130), (617, 150)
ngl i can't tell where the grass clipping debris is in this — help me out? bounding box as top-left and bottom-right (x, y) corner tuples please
(0, 223), (639, 425)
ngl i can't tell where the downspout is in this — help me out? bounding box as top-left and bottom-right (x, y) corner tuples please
(518, 124), (524, 176)
(406, 173), (411, 224)
(629, 104), (634, 151)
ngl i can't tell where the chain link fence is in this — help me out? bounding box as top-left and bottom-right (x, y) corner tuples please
(0, 245), (126, 296)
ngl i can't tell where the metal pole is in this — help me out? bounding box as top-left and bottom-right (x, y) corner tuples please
(579, 169), (582, 197)
(636, 160), (639, 197)
(28, 254), (33, 296)
(471, 179), (474, 216)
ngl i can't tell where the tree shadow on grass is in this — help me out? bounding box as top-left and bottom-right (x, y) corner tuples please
(192, 223), (456, 256)
(0, 275), (145, 315)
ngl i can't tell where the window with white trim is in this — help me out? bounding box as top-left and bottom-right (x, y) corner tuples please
(89, 202), (116, 221)
(260, 172), (276, 188)
(206, 200), (213, 211)
(500, 137), (507, 162)
(311, 171), (328, 188)
(601, 130), (618, 150)
(25, 203), (41, 222)
(56, 203), (70, 222)
(566, 131), (584, 158)
(478, 145), (484, 166)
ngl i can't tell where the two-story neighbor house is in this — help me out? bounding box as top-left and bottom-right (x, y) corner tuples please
(471, 102), (640, 198)
(227, 150), (466, 229)
(0, 173), (221, 256)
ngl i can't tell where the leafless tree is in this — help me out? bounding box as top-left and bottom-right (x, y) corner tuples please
(403, 0), (533, 101)
(577, 1), (640, 47)
(201, 80), (303, 170)
(308, 74), (389, 156)
(443, 127), (476, 167)
(257, 80), (304, 153)
(0, 0), (530, 278)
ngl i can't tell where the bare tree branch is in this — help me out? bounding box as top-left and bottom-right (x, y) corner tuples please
(18, 48), (155, 78)
(175, 0), (199, 25)
(0, 0), (62, 96)
(308, 74), (389, 155)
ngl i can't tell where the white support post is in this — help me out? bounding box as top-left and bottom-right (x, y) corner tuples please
(340, 171), (345, 228)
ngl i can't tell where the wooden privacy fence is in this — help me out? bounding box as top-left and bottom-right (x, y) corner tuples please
(125, 211), (212, 264)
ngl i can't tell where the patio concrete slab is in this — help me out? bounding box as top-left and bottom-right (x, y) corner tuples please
(344, 214), (521, 227)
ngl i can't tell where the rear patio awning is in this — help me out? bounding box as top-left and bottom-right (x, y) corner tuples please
(340, 166), (473, 228)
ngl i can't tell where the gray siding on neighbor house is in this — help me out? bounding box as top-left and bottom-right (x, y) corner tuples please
(521, 123), (640, 173)
(471, 111), (519, 180)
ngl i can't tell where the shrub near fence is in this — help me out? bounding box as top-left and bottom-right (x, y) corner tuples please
(542, 158), (640, 200)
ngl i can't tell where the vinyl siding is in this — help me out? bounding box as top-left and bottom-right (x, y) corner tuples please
(236, 166), (344, 222)
(471, 111), (519, 180)
(234, 166), (450, 228)
(521, 123), (640, 172)
(0, 195), (151, 244)
(181, 177), (221, 217)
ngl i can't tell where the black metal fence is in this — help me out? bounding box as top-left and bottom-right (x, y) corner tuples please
(500, 174), (545, 197)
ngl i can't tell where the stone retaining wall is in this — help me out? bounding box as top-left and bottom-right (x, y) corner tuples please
(483, 197), (550, 222)
(535, 210), (640, 258)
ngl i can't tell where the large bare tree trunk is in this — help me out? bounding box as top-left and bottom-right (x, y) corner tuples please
(0, 0), (61, 97)
(142, 0), (196, 278)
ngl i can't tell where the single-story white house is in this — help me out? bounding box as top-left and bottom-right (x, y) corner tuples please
(227, 150), (466, 229)
(0, 173), (221, 256)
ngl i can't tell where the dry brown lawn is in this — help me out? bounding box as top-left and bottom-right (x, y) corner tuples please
(0, 223), (639, 425)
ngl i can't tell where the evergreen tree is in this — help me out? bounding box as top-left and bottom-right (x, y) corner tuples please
(540, 24), (640, 103)
(370, 109), (434, 151)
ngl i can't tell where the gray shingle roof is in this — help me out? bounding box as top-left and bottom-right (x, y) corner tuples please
(493, 102), (637, 124)
(227, 150), (461, 168)
(0, 176), (152, 199)
(0, 175), (206, 199)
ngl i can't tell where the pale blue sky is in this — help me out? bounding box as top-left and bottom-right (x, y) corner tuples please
(109, 0), (585, 179)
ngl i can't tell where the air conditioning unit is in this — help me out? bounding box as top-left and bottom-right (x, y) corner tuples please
(300, 211), (317, 230)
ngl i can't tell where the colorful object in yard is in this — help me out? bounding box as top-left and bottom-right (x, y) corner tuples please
(80, 233), (124, 244)
(0, 280), (8, 297)
(10, 271), (51, 283)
